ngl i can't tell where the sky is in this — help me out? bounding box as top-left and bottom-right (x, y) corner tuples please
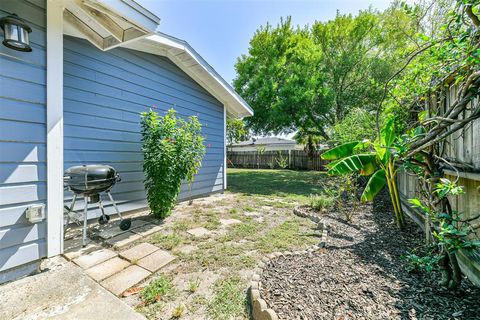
(136, 0), (393, 85)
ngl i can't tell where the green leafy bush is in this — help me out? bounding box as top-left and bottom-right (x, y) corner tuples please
(141, 109), (205, 218)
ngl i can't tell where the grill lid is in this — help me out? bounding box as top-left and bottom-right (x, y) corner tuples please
(64, 164), (120, 195)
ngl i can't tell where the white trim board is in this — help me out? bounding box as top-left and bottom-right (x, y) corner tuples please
(46, 0), (65, 257)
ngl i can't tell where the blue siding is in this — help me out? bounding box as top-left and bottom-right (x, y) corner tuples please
(63, 36), (225, 218)
(0, 0), (47, 277)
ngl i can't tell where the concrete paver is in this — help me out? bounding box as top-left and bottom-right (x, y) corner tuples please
(187, 227), (212, 238)
(101, 265), (151, 296)
(106, 231), (142, 249)
(120, 243), (159, 262)
(137, 250), (176, 272)
(73, 248), (117, 269)
(85, 257), (130, 282)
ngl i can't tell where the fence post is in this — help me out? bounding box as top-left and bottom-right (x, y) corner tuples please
(288, 150), (291, 168)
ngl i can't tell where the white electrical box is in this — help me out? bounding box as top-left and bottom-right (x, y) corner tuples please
(26, 204), (45, 223)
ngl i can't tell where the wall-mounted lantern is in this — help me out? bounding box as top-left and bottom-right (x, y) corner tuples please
(0, 14), (32, 52)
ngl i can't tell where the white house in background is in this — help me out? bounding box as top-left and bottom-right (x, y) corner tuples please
(0, 0), (252, 284)
(229, 137), (303, 152)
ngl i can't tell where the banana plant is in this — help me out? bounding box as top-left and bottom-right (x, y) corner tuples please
(321, 117), (405, 228)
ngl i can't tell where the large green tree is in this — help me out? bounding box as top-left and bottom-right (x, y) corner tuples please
(234, 10), (408, 138)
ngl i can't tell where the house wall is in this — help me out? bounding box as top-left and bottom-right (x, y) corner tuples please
(0, 0), (47, 282)
(63, 36), (225, 218)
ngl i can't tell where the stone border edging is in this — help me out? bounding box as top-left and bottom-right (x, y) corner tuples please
(248, 206), (328, 320)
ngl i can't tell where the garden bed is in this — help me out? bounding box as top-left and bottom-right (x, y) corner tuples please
(260, 192), (480, 319)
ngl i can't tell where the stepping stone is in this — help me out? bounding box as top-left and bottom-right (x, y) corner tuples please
(106, 232), (142, 249)
(73, 248), (117, 269)
(98, 220), (149, 239)
(137, 250), (176, 272)
(131, 224), (163, 237)
(120, 243), (159, 262)
(187, 227), (212, 238)
(85, 257), (130, 281)
(176, 245), (197, 255)
(101, 265), (151, 296)
(219, 218), (242, 227)
(244, 211), (262, 217)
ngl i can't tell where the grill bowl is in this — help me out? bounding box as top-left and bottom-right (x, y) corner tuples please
(64, 165), (120, 195)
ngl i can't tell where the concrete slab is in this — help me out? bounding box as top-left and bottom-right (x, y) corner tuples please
(106, 231), (142, 249)
(187, 227), (212, 238)
(98, 220), (149, 239)
(137, 250), (176, 272)
(0, 257), (145, 320)
(101, 265), (151, 296)
(219, 218), (242, 226)
(85, 257), (130, 282)
(73, 248), (117, 269)
(120, 243), (159, 262)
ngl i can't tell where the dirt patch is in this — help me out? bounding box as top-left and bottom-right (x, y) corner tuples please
(260, 193), (480, 320)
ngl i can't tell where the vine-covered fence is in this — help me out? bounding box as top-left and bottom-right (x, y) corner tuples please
(227, 150), (327, 171)
(397, 82), (480, 286)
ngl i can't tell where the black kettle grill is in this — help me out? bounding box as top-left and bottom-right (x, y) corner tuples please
(64, 165), (131, 246)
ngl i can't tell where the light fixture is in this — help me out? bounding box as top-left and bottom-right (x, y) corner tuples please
(0, 14), (32, 52)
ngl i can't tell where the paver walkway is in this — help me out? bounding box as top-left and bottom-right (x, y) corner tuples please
(63, 218), (177, 297)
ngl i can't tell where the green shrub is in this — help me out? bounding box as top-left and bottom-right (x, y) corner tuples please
(308, 194), (334, 211)
(141, 109), (205, 218)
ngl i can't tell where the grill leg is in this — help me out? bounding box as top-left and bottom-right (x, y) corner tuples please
(98, 197), (106, 218)
(107, 191), (122, 220)
(64, 194), (77, 228)
(82, 197), (88, 247)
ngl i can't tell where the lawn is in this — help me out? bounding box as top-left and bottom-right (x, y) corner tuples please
(130, 168), (327, 320)
(227, 168), (329, 203)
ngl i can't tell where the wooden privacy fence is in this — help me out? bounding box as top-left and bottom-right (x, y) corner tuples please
(397, 82), (480, 286)
(227, 150), (327, 171)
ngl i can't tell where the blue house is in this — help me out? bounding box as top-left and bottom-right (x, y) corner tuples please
(0, 0), (252, 283)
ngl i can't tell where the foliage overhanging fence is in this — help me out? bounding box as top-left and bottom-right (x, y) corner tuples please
(397, 82), (480, 286)
(227, 150), (327, 171)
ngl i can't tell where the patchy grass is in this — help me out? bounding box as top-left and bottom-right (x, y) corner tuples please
(138, 169), (327, 319)
(151, 232), (184, 250)
(183, 241), (257, 271)
(140, 276), (177, 305)
(256, 218), (317, 253)
(207, 276), (247, 320)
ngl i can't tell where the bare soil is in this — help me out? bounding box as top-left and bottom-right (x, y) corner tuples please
(260, 193), (480, 320)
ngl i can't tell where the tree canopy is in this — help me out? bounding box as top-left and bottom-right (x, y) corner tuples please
(234, 9), (411, 139)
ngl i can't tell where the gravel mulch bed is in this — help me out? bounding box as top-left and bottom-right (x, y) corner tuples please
(260, 192), (480, 319)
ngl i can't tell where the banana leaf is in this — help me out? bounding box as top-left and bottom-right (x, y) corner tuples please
(361, 169), (386, 202)
(321, 141), (361, 160)
(327, 153), (376, 175)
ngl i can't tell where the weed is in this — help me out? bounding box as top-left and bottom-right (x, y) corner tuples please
(207, 276), (247, 320)
(171, 304), (184, 318)
(140, 276), (176, 305)
(188, 278), (200, 293)
(172, 219), (196, 232)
